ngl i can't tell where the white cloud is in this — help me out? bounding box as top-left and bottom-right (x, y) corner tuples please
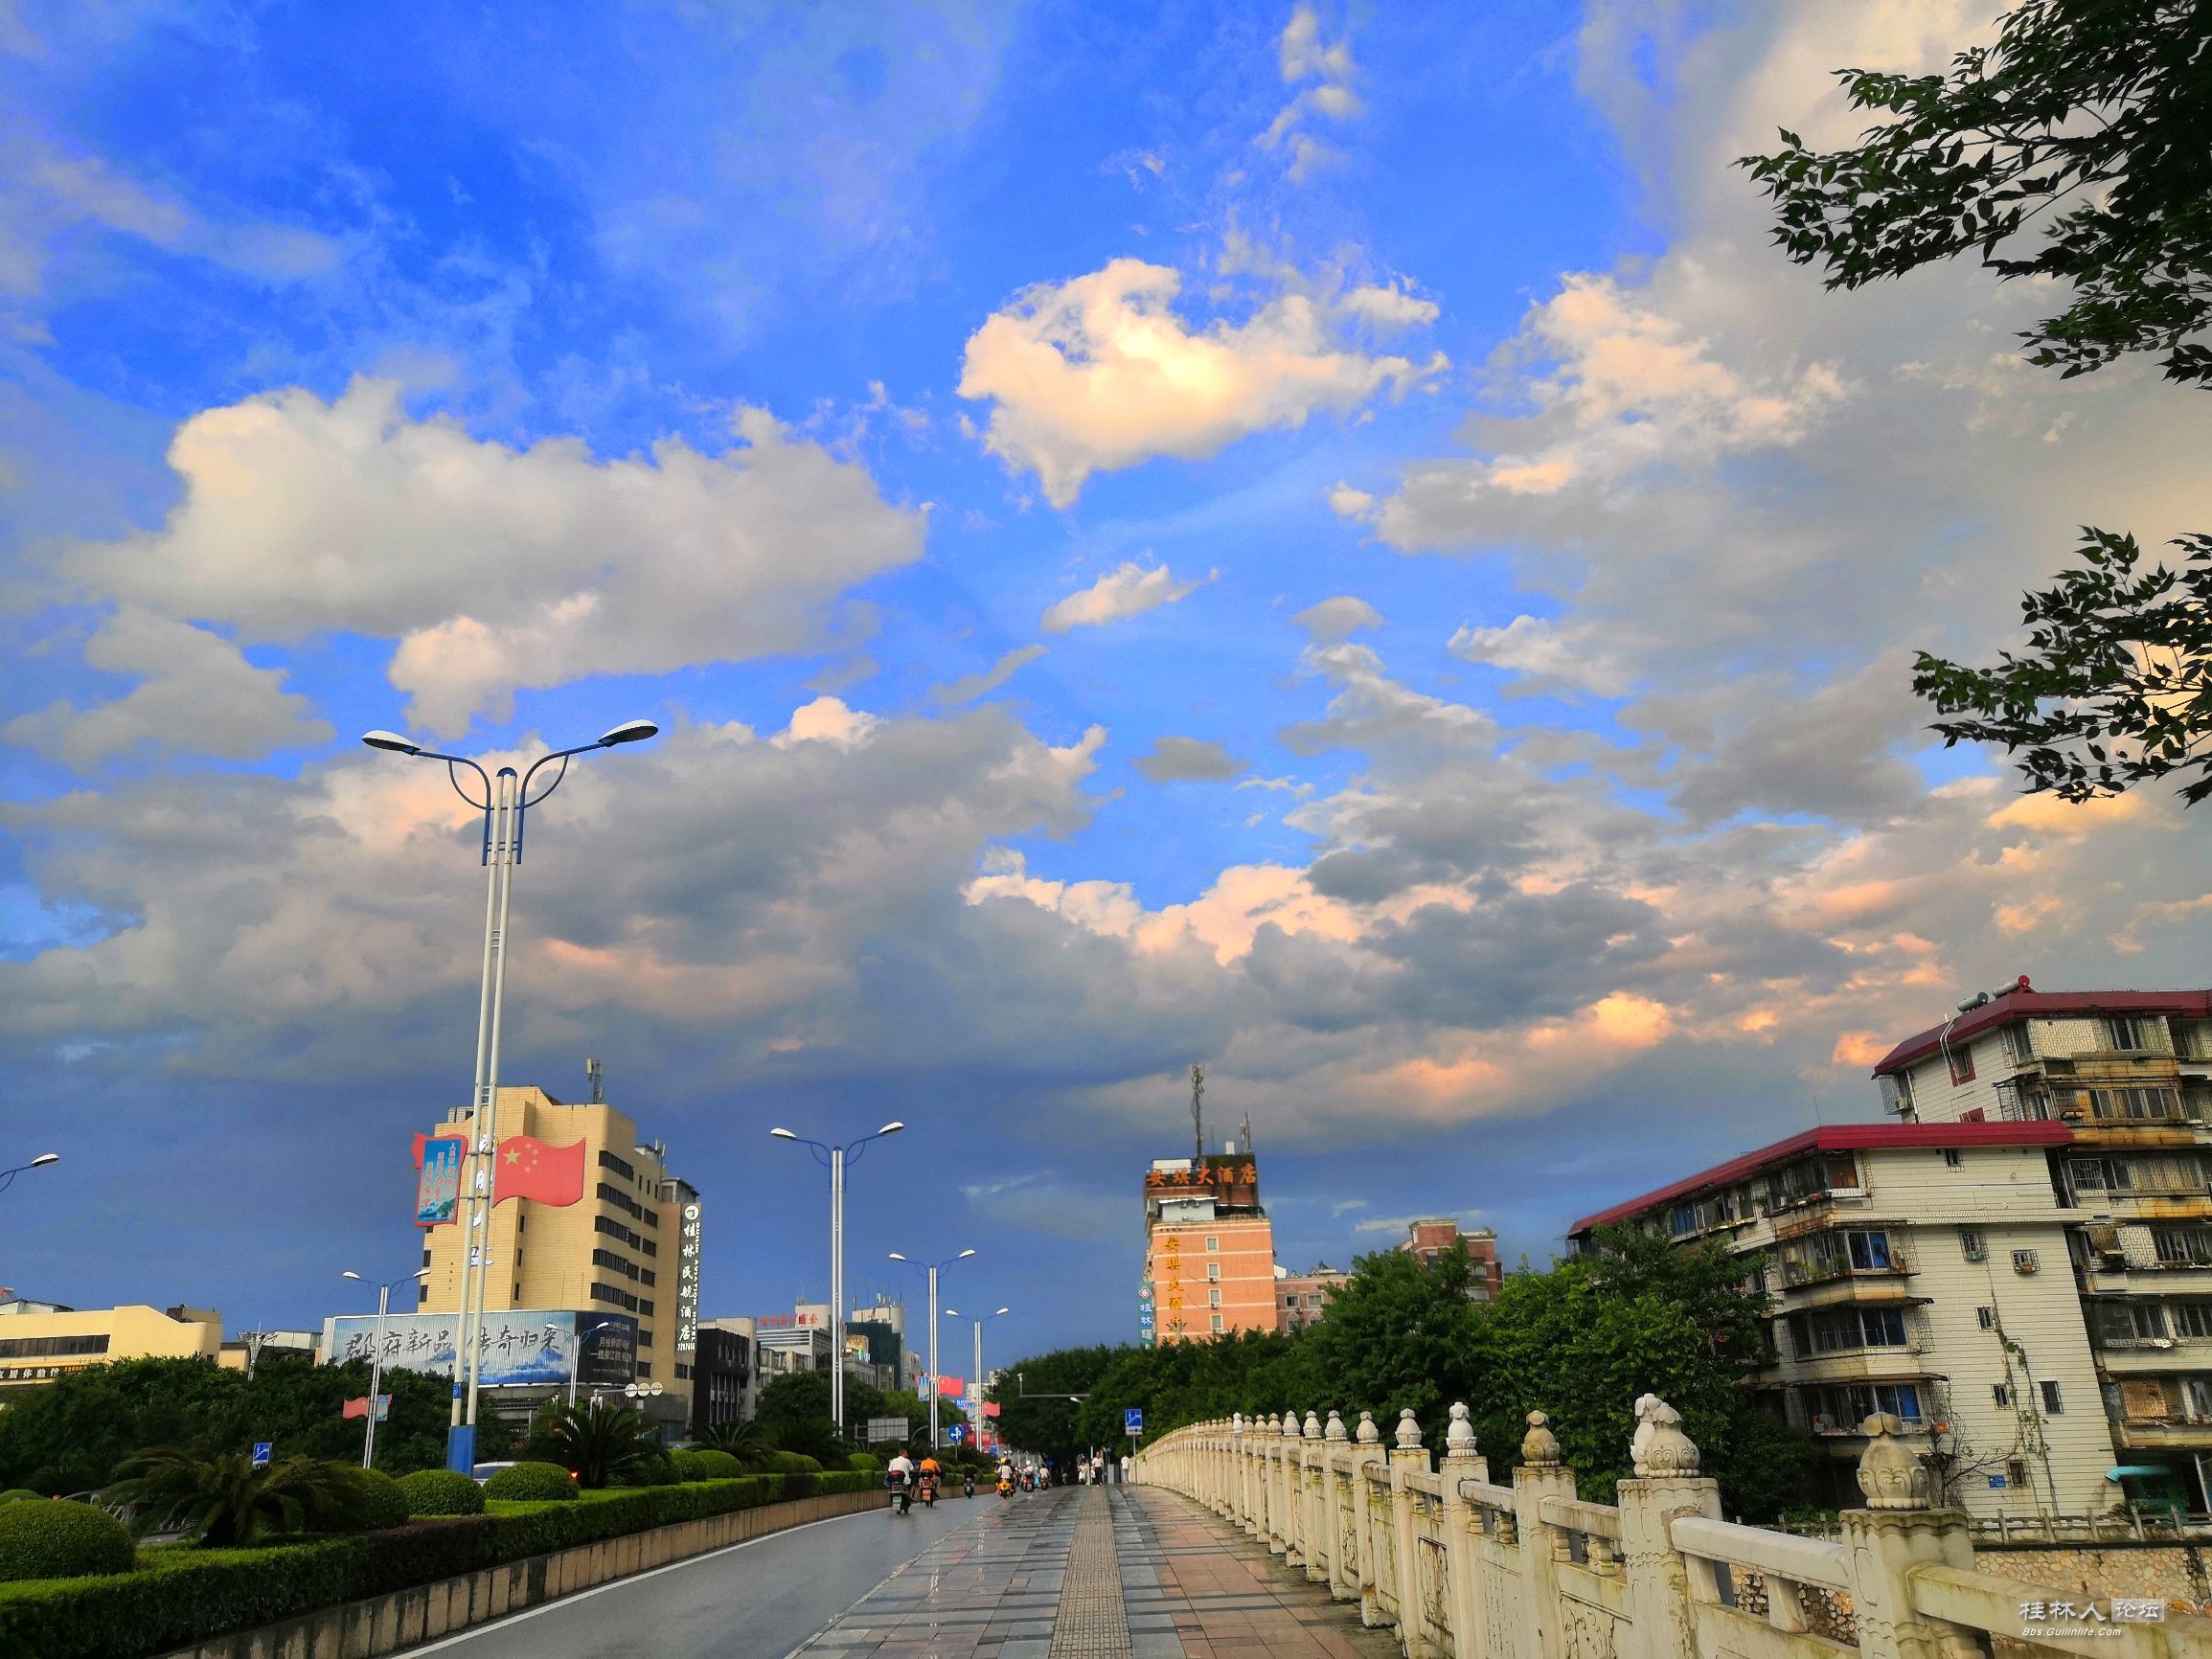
(931, 644), (1049, 705)
(1448, 615), (1632, 698)
(1263, 6), (1363, 183)
(1340, 284), (1438, 330)
(1041, 561), (1208, 632)
(1291, 596), (1382, 642)
(61, 378), (924, 739)
(958, 258), (1442, 506)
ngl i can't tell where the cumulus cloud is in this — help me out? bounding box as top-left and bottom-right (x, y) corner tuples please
(1041, 561), (1208, 632)
(1133, 737), (1247, 784)
(1448, 614), (1630, 698)
(58, 378), (923, 740)
(958, 258), (1442, 505)
(1291, 596), (1382, 642)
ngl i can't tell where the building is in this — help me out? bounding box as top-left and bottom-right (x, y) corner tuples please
(0, 1300), (222, 1390)
(1397, 1219), (1506, 1301)
(688, 1326), (750, 1436)
(219, 1329), (320, 1371)
(1871, 981), (2212, 1507)
(1569, 1122), (2113, 1518)
(1143, 1149), (1277, 1343)
(420, 1085), (698, 1433)
(1275, 1263), (1351, 1331)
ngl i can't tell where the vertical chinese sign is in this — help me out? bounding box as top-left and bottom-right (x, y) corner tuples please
(676, 1201), (701, 1355)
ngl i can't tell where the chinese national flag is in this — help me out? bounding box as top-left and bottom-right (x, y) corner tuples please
(492, 1136), (586, 1206)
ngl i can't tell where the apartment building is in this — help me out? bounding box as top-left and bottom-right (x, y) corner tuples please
(1276, 1263), (1351, 1331)
(1568, 1123), (2113, 1518)
(421, 1085), (697, 1431)
(1398, 1218), (1506, 1301)
(1873, 982), (2212, 1507)
(1143, 1151), (1276, 1344)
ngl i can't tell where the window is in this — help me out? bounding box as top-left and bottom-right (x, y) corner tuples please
(2185, 1378), (2212, 1420)
(1949, 1041), (1976, 1085)
(1958, 1228), (1987, 1263)
(1788, 1307), (1910, 1355)
(2002, 1022), (2035, 1064)
(1206, 1262), (1220, 1282)
(2096, 1302), (2170, 1344)
(1977, 1307), (1995, 1330)
(2107, 1015), (2147, 1052)
(1205, 1236), (1219, 1252)
(599, 1148), (636, 1181)
(1942, 1148), (1963, 1169)
(2153, 1225), (2212, 1266)
(0, 1334), (108, 1359)
(2013, 1248), (2040, 1275)
(2039, 1380), (2064, 1415)
(1992, 1383), (2011, 1407)
(1208, 1288), (1221, 1307)
(1845, 1230), (1894, 1271)
(516, 1213), (525, 1232)
(637, 1362), (651, 1379)
(2006, 1460), (2029, 1489)
(2172, 1303), (2212, 1339)
(1210, 1314), (1224, 1332)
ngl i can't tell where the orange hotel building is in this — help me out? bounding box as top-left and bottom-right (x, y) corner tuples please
(1142, 1152), (1277, 1343)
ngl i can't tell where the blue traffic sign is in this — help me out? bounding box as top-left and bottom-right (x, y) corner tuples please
(251, 1442), (272, 1467)
(1124, 1408), (1144, 1434)
(946, 1424), (967, 1443)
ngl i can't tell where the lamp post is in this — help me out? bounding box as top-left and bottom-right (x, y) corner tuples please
(943, 1306), (1009, 1450)
(887, 1248), (974, 1448)
(550, 1318), (627, 1409)
(342, 1268), (431, 1468)
(768, 1121), (903, 1439)
(0, 1152), (58, 1197)
(363, 717), (658, 1472)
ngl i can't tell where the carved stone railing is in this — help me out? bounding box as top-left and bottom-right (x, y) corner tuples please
(1134, 1398), (2212, 1659)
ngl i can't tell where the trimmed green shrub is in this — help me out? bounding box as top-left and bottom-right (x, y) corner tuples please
(353, 1470), (409, 1532)
(481, 1463), (576, 1503)
(0, 1493), (36, 1505)
(0, 1499), (135, 1581)
(672, 1449), (742, 1481)
(843, 1452), (881, 1473)
(396, 1470), (483, 1517)
(764, 1451), (821, 1474)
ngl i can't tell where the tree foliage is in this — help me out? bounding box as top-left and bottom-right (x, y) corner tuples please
(103, 1447), (373, 1547)
(539, 1399), (662, 1489)
(1741, 1), (2212, 388)
(1744, 2), (2212, 803)
(993, 1234), (1814, 1518)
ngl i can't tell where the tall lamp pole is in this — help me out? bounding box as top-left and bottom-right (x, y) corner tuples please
(888, 1248), (975, 1449)
(549, 1318), (627, 1409)
(943, 1306), (1009, 1448)
(342, 1267), (430, 1468)
(768, 1122), (903, 1439)
(363, 717), (658, 1471)
(0, 1153), (58, 1196)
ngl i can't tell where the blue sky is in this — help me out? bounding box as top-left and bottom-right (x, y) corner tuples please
(3, 1), (2208, 1361)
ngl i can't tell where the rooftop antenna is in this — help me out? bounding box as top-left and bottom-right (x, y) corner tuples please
(585, 1057), (604, 1104)
(1191, 1063), (1205, 1170)
(1239, 1109), (1253, 1162)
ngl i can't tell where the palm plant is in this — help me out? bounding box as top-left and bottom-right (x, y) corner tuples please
(546, 1399), (660, 1489)
(698, 1418), (768, 1466)
(103, 1447), (368, 1546)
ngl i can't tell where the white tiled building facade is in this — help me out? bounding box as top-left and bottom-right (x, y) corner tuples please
(1567, 982), (2212, 1519)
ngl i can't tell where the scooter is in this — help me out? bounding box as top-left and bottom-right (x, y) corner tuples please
(963, 1471), (976, 1499)
(921, 1471), (938, 1508)
(888, 1470), (913, 1516)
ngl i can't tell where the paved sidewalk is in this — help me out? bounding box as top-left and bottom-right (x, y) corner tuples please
(789, 1484), (1396, 1659)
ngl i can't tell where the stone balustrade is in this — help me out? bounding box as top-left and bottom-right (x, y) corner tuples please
(1134, 1395), (2212, 1659)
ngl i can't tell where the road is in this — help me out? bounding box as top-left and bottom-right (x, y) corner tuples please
(409, 1489), (988, 1659)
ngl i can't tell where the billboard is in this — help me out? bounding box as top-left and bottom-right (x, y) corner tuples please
(415, 1136), (463, 1227)
(320, 1309), (636, 1388)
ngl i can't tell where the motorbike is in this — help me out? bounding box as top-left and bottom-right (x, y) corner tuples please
(963, 1472), (976, 1499)
(889, 1471), (912, 1516)
(997, 1473), (1013, 1497)
(921, 1471), (938, 1508)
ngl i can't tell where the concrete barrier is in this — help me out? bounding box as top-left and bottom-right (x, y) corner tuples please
(157, 1487), (884, 1659)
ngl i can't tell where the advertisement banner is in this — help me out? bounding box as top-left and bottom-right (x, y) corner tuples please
(415, 1136), (464, 1228)
(321, 1309), (636, 1388)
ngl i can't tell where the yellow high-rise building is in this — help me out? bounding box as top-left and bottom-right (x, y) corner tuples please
(420, 1086), (702, 1425)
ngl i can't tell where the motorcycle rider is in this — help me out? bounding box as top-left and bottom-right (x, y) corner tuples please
(886, 1448), (916, 1516)
(918, 1452), (942, 1506)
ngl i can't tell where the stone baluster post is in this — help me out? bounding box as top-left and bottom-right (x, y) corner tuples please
(1264, 1414), (1288, 1556)
(1511, 1411), (1578, 1659)
(1279, 1408), (1303, 1562)
(1229, 1414), (1247, 1531)
(1324, 1410), (1356, 1601)
(1390, 1408), (1434, 1659)
(1438, 1402), (1490, 1659)
(1840, 1414), (1980, 1659)
(1352, 1410), (1388, 1628)
(1302, 1410), (1328, 1583)
(1617, 1395), (1722, 1659)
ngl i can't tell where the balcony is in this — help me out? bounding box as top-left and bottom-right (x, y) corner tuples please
(1778, 1239), (1916, 1289)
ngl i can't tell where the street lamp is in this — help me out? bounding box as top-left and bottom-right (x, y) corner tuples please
(0, 1153), (58, 1197)
(363, 718), (658, 1471)
(548, 1318), (627, 1409)
(942, 1306), (1010, 1451)
(887, 1248), (975, 1449)
(768, 1121), (903, 1438)
(342, 1268), (432, 1468)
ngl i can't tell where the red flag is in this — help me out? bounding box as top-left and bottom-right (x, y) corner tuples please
(937, 1375), (965, 1397)
(342, 1395), (390, 1420)
(492, 1136), (586, 1206)
(983, 1401), (1001, 1419)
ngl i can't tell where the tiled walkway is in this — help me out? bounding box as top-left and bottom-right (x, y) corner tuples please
(790, 1485), (1398, 1659)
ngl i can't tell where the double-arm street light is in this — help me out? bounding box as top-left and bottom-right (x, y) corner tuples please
(942, 1305), (1010, 1447)
(341, 1267), (432, 1468)
(363, 717), (658, 1470)
(887, 1248), (975, 1449)
(768, 1122), (903, 1437)
(0, 1152), (58, 1197)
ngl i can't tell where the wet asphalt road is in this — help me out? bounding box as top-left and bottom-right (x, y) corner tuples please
(406, 1490), (992, 1659)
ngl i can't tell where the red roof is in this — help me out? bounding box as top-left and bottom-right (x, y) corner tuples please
(1872, 989), (2212, 1076)
(1566, 1121), (2073, 1237)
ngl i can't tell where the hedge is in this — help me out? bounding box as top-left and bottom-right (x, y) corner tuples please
(482, 1462), (575, 1502)
(396, 1469), (484, 1517)
(0, 1501), (135, 1582)
(0, 1471), (868, 1659)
